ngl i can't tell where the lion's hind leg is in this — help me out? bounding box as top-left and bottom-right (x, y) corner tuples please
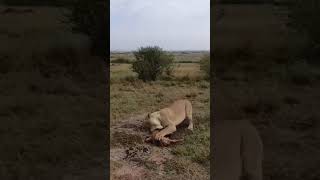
(185, 102), (193, 131)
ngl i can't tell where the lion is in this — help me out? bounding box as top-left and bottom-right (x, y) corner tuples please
(214, 120), (263, 180)
(144, 99), (193, 141)
(212, 80), (264, 180)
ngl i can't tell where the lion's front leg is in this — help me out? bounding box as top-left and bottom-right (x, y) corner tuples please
(154, 125), (176, 141)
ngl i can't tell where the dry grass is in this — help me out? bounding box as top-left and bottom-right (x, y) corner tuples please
(0, 6), (90, 59)
(163, 157), (209, 179)
(110, 62), (205, 83)
(0, 6), (106, 179)
(214, 4), (320, 180)
(110, 62), (209, 123)
(214, 79), (320, 179)
(110, 51), (208, 63)
(110, 52), (210, 179)
(215, 4), (288, 53)
(110, 63), (136, 81)
(173, 63), (203, 79)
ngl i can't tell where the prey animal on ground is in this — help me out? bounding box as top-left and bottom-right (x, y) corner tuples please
(145, 130), (183, 146)
(144, 99), (193, 146)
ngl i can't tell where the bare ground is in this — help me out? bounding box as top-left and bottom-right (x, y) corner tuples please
(110, 114), (209, 180)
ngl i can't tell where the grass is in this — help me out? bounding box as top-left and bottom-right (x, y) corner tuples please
(111, 131), (145, 147)
(110, 63), (136, 81)
(215, 4), (288, 54)
(0, 73), (107, 179)
(171, 113), (210, 166)
(214, 4), (320, 180)
(0, 5), (107, 179)
(110, 53), (210, 179)
(110, 63), (205, 83)
(110, 51), (208, 63)
(163, 157), (209, 179)
(110, 63), (209, 123)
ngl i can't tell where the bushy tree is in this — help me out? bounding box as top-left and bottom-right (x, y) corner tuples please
(132, 46), (174, 81)
(200, 54), (211, 79)
(63, 0), (107, 58)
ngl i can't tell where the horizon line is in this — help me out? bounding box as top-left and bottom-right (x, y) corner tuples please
(110, 49), (210, 52)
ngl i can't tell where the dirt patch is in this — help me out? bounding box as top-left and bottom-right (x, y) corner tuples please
(111, 131), (145, 147)
(112, 164), (149, 180)
(123, 145), (151, 161)
(110, 114), (208, 179)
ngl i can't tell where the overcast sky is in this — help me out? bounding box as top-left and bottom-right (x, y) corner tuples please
(110, 0), (210, 51)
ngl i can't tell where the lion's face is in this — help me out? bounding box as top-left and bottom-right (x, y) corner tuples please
(145, 112), (163, 132)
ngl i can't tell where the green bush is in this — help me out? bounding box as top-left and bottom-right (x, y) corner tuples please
(200, 54), (210, 79)
(63, 0), (107, 58)
(132, 46), (174, 81)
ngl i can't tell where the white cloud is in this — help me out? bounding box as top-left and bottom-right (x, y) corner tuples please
(111, 0), (210, 51)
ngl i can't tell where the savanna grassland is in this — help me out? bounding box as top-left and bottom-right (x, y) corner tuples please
(0, 6), (106, 179)
(110, 52), (210, 180)
(215, 3), (320, 180)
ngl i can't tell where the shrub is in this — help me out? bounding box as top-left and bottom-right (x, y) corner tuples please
(62, 0), (107, 83)
(132, 46), (174, 81)
(63, 0), (107, 58)
(200, 54), (210, 79)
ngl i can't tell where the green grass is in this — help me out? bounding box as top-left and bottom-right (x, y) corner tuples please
(110, 51), (208, 63)
(163, 157), (209, 179)
(0, 72), (106, 179)
(0, 6), (106, 179)
(110, 62), (205, 83)
(110, 54), (210, 178)
(110, 65), (209, 123)
(171, 113), (210, 166)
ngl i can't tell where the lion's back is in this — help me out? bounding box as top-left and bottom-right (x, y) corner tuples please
(162, 99), (191, 124)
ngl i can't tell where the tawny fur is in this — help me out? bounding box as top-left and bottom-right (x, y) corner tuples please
(214, 120), (263, 180)
(144, 99), (193, 143)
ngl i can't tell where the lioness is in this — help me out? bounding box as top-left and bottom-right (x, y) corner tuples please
(212, 80), (263, 180)
(214, 120), (263, 180)
(144, 99), (193, 141)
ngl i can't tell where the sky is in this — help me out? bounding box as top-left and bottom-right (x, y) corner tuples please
(110, 0), (210, 51)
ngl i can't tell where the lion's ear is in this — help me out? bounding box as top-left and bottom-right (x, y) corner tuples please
(147, 113), (150, 118)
